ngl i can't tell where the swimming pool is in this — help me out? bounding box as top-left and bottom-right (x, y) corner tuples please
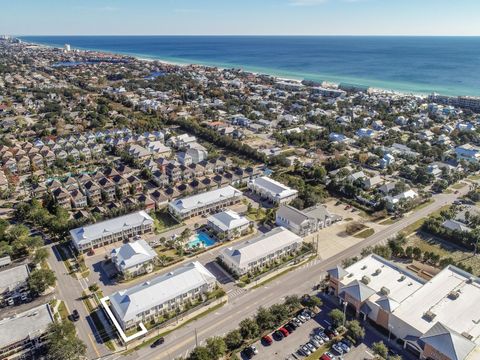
(187, 232), (217, 249)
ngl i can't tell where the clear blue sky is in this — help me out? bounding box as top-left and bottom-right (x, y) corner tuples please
(2, 0), (479, 36)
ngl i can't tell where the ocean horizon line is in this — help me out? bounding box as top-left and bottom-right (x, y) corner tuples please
(18, 35), (480, 97)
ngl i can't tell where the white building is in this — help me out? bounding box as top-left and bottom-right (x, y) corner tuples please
(107, 262), (216, 330)
(247, 176), (298, 205)
(168, 186), (243, 220)
(327, 254), (480, 360)
(207, 210), (251, 240)
(218, 227), (303, 276)
(275, 204), (340, 237)
(385, 189), (418, 211)
(0, 264), (30, 296)
(70, 211), (154, 253)
(111, 240), (158, 277)
(0, 304), (54, 360)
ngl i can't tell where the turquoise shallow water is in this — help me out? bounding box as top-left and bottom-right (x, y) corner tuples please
(20, 35), (480, 96)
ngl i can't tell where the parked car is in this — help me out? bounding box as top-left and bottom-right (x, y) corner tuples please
(327, 326), (339, 336)
(312, 334), (324, 345)
(303, 308), (315, 317)
(306, 342), (316, 352)
(262, 335), (273, 345)
(150, 337), (164, 348)
(273, 330), (284, 340)
(301, 311), (311, 320)
(332, 343), (344, 354)
(297, 314), (307, 322)
(324, 329), (336, 339)
(250, 345), (258, 355)
(71, 309), (80, 321)
(279, 327), (290, 337)
(287, 321), (298, 329)
(284, 323), (295, 333)
(300, 345), (311, 356)
(339, 341), (350, 353)
(310, 338), (321, 348)
(292, 317), (302, 326)
(242, 346), (256, 358)
(320, 354), (332, 360)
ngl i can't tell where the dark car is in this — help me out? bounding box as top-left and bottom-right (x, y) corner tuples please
(273, 330), (284, 340)
(242, 346), (255, 359)
(284, 323), (295, 333)
(287, 321), (298, 329)
(151, 337), (165, 348)
(324, 328), (336, 339)
(71, 309), (80, 321)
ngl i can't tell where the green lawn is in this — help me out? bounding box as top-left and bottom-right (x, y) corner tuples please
(450, 182), (466, 190)
(354, 228), (374, 238)
(153, 210), (181, 232)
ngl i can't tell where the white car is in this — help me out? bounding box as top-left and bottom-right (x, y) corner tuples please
(306, 342), (316, 352)
(293, 317), (302, 326)
(301, 345), (311, 356)
(312, 334), (324, 345)
(251, 345), (258, 355)
(297, 314), (307, 322)
(332, 343), (344, 354)
(339, 342), (350, 353)
(310, 338), (321, 348)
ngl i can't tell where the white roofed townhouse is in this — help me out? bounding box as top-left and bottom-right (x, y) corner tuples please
(70, 211), (154, 253)
(106, 261), (216, 331)
(0, 304), (54, 360)
(218, 227), (303, 276)
(168, 185), (243, 220)
(206, 210), (251, 240)
(247, 176), (298, 205)
(110, 240), (158, 277)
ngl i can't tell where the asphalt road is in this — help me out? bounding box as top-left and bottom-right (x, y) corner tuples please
(118, 189), (466, 360)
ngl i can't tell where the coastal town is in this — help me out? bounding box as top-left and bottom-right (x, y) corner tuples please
(1, 36), (480, 360)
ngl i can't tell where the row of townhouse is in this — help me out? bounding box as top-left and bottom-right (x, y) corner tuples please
(43, 167), (142, 209)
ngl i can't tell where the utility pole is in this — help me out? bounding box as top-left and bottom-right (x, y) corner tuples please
(195, 328), (198, 347)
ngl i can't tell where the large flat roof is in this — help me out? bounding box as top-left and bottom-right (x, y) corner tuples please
(249, 176), (298, 199)
(220, 227), (302, 269)
(168, 186), (242, 215)
(0, 303), (53, 348)
(109, 261), (215, 323)
(342, 254), (425, 304)
(393, 265), (480, 345)
(70, 211), (154, 247)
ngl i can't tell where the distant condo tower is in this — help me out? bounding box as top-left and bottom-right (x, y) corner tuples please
(64, 43), (71, 52)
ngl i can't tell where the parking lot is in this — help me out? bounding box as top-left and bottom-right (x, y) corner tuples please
(245, 305), (346, 360)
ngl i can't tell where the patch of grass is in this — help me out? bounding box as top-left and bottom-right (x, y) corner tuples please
(354, 228), (374, 238)
(451, 182), (466, 190)
(81, 291), (116, 350)
(305, 344), (330, 360)
(153, 209), (182, 233)
(469, 175), (480, 181)
(413, 198), (434, 211)
(379, 217), (398, 225)
(408, 233), (480, 276)
(124, 301), (227, 354)
(57, 300), (69, 321)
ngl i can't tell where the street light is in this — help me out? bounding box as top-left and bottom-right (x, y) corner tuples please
(342, 301), (348, 327)
(388, 324), (394, 342)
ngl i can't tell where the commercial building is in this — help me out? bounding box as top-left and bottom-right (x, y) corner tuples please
(275, 204), (341, 236)
(327, 254), (480, 360)
(70, 211), (154, 253)
(107, 261), (216, 331)
(110, 240), (158, 277)
(247, 176), (298, 205)
(218, 227), (303, 276)
(168, 186), (242, 220)
(0, 304), (54, 360)
(206, 210), (251, 240)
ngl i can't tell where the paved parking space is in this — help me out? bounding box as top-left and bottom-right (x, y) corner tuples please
(247, 310), (328, 360)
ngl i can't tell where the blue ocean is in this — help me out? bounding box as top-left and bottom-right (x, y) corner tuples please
(19, 36), (480, 96)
